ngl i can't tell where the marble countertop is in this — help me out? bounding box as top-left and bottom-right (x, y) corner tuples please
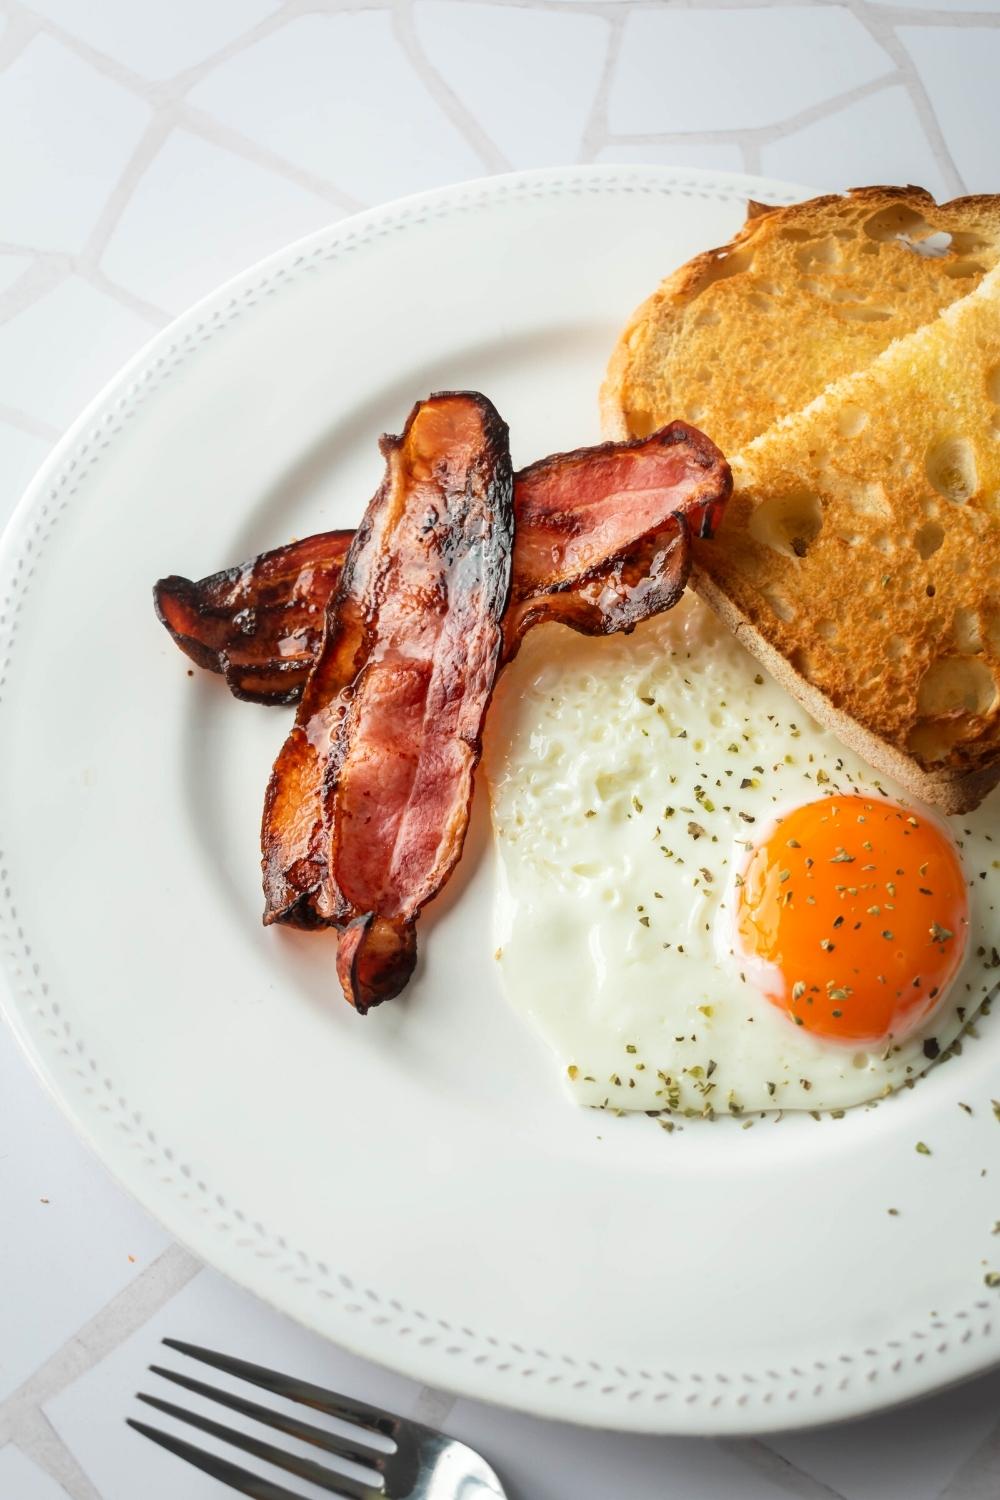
(2, 3), (1000, 1497)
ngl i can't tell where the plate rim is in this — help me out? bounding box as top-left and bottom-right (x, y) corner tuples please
(6, 163), (997, 1437)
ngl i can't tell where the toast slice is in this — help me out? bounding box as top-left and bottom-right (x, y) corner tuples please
(692, 263), (1000, 814)
(602, 187), (1000, 454)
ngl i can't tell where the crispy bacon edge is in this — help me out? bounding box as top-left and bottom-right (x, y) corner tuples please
(503, 420), (728, 653)
(154, 421), (730, 702)
(261, 393), (515, 1012)
(155, 419), (730, 1011)
(154, 531), (353, 705)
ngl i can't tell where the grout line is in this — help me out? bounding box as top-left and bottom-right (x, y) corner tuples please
(409, 0), (838, 9)
(603, 72), (901, 155)
(16, 0), (392, 219)
(0, 1243), (201, 1445)
(847, 0), (967, 197)
(11, 0), (294, 106)
(0, 257), (69, 330)
(719, 71), (901, 147)
(604, 128), (768, 148)
(0, 404), (60, 442)
(84, 268), (171, 327)
(0, 239), (75, 256)
(605, 130), (763, 147)
(939, 1412), (1000, 1499)
(77, 112), (178, 272)
(1, 0), (361, 328)
(9, 0), (364, 216)
(577, 8), (625, 164)
(866, 6), (1000, 25)
(723, 1437), (849, 1500)
(0, 221), (167, 341)
(12, 1414), (102, 1500)
(0, 3), (39, 75)
(391, 0), (511, 174)
(19, 0), (366, 214)
(179, 102), (365, 213)
(8, 0), (165, 99)
(742, 138), (762, 175)
(375, 0), (1000, 19)
(152, 0), (309, 98)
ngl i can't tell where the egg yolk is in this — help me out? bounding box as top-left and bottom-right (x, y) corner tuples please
(735, 796), (969, 1043)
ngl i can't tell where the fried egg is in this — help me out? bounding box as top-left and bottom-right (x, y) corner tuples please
(483, 593), (1000, 1114)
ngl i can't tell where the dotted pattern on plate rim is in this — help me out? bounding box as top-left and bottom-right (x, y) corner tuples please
(0, 169), (994, 1420)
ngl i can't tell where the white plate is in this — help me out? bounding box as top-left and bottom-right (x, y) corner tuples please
(2, 166), (999, 1436)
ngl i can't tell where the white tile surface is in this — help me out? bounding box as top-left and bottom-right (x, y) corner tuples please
(187, 12), (484, 205)
(0, 276), (153, 429)
(2, 4), (1000, 1498)
(608, 9), (893, 134)
(44, 1268), (427, 1500)
(596, 141), (747, 173)
(0, 1444), (70, 1500)
(101, 128), (336, 314)
(0, 424), (51, 531)
(877, 0), (999, 9)
(761, 85), (950, 202)
(0, 34), (150, 252)
(26, 0), (281, 79)
(414, 2), (608, 168)
(769, 1367), (1000, 1500)
(899, 27), (1000, 194)
(0, 254), (35, 299)
(0, 1022), (170, 1402)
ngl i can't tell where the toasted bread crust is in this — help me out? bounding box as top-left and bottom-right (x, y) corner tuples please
(601, 185), (1000, 453)
(602, 187), (1000, 811)
(692, 266), (1000, 810)
(693, 568), (1000, 815)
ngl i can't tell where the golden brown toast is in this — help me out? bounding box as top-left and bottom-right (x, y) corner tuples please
(602, 187), (1000, 454)
(692, 264), (1000, 814)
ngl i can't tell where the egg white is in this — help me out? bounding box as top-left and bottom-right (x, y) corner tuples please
(483, 593), (1000, 1114)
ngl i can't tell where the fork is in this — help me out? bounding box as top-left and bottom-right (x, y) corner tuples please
(127, 1338), (507, 1499)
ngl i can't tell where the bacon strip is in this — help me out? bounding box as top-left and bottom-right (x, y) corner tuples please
(153, 414), (729, 1011)
(261, 393), (515, 1010)
(504, 422), (727, 651)
(154, 532), (353, 705)
(155, 422), (728, 702)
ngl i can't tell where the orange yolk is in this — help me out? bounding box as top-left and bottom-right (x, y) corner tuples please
(735, 796), (969, 1044)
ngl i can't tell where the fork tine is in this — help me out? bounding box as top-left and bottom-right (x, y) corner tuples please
(148, 1365), (385, 1471)
(161, 1339), (398, 1439)
(135, 1394), (380, 1500)
(127, 1418), (309, 1500)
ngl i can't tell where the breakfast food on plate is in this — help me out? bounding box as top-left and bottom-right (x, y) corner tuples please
(604, 188), (1000, 815)
(156, 395), (730, 1009)
(155, 531), (353, 705)
(156, 183), (1000, 1114)
(501, 423), (725, 648)
(485, 593), (998, 1114)
(156, 421), (728, 706)
(694, 264), (1000, 815)
(601, 186), (1000, 453)
(262, 392), (515, 1010)
(493, 181), (999, 1113)
(261, 403), (729, 1010)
